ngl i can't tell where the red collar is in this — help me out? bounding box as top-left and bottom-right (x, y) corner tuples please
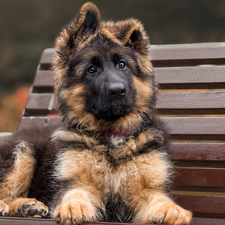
(103, 124), (140, 137)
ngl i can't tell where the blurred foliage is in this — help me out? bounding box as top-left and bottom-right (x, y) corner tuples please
(0, 87), (29, 132)
(0, 0), (225, 131)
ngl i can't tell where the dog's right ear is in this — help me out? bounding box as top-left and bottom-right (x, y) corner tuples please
(54, 2), (100, 66)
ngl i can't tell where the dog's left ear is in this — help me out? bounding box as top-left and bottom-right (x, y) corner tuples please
(116, 19), (149, 55)
(54, 2), (100, 66)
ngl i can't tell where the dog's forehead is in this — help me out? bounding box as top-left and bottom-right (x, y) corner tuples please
(79, 35), (130, 62)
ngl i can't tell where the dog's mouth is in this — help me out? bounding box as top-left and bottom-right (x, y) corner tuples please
(91, 102), (132, 120)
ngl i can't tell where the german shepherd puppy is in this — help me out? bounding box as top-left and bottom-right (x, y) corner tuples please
(0, 2), (192, 225)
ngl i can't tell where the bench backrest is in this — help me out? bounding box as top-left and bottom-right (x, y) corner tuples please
(20, 43), (225, 219)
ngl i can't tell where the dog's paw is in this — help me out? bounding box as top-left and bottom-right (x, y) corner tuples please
(0, 200), (9, 216)
(18, 199), (49, 218)
(148, 202), (192, 225)
(6, 198), (48, 217)
(54, 201), (95, 225)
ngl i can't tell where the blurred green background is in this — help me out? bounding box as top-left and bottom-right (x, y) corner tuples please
(0, 0), (225, 131)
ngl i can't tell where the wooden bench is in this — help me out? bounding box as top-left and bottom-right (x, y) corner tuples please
(1, 42), (225, 225)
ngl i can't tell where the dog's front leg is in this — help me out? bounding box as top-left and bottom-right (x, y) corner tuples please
(132, 189), (192, 225)
(54, 187), (103, 225)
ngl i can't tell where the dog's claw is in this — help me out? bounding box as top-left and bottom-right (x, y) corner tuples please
(160, 219), (164, 224)
(82, 215), (86, 220)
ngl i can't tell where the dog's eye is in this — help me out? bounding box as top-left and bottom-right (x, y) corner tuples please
(118, 61), (126, 69)
(88, 65), (97, 74)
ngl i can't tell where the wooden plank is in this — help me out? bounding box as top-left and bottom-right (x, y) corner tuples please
(20, 116), (225, 139)
(175, 194), (225, 215)
(18, 117), (46, 131)
(33, 66), (225, 91)
(157, 91), (225, 114)
(39, 43), (225, 67)
(25, 91), (225, 115)
(169, 143), (225, 161)
(33, 66), (225, 90)
(174, 167), (225, 187)
(150, 42), (225, 67)
(154, 66), (225, 89)
(0, 217), (224, 225)
(40, 48), (56, 65)
(47, 116), (62, 127)
(18, 117), (62, 130)
(150, 42), (225, 60)
(0, 217), (54, 225)
(24, 94), (57, 115)
(161, 117), (225, 140)
(33, 70), (54, 91)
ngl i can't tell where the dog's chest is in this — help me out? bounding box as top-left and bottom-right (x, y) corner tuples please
(57, 143), (167, 195)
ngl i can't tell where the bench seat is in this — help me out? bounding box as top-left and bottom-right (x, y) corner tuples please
(1, 42), (225, 224)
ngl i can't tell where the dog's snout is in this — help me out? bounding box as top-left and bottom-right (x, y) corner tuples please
(108, 82), (126, 98)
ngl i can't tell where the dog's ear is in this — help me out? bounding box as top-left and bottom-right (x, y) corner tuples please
(116, 19), (149, 55)
(55, 2), (100, 65)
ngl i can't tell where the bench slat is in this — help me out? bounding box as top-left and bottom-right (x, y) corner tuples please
(174, 167), (225, 187)
(25, 94), (57, 115)
(19, 117), (225, 159)
(40, 44), (225, 67)
(157, 91), (225, 114)
(19, 117), (225, 160)
(0, 217), (224, 225)
(33, 65), (225, 91)
(161, 117), (225, 140)
(25, 92), (225, 115)
(18, 117), (47, 131)
(154, 66), (225, 89)
(21, 114), (225, 140)
(33, 70), (54, 91)
(150, 42), (225, 60)
(175, 195), (225, 215)
(169, 143), (225, 161)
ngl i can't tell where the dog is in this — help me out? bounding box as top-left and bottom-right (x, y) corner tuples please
(0, 2), (192, 225)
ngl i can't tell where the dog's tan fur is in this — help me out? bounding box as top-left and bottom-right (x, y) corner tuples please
(0, 142), (35, 201)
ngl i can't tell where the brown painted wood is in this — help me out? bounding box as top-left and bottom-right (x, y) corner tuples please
(47, 116), (62, 126)
(39, 43), (225, 67)
(175, 194), (225, 214)
(0, 217), (224, 225)
(19, 117), (61, 130)
(25, 93), (57, 115)
(33, 66), (225, 91)
(161, 117), (225, 140)
(33, 70), (54, 91)
(174, 167), (225, 187)
(150, 42), (225, 67)
(25, 91), (225, 115)
(18, 117), (46, 131)
(20, 115), (225, 140)
(154, 65), (225, 89)
(169, 143), (225, 161)
(150, 42), (225, 60)
(157, 91), (225, 114)
(0, 217), (54, 225)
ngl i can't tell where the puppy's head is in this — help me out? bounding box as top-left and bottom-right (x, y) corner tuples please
(53, 2), (156, 132)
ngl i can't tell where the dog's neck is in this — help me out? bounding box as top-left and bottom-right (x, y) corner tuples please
(103, 129), (130, 137)
(103, 124), (140, 137)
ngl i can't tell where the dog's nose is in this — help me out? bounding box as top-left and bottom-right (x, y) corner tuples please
(108, 82), (126, 98)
